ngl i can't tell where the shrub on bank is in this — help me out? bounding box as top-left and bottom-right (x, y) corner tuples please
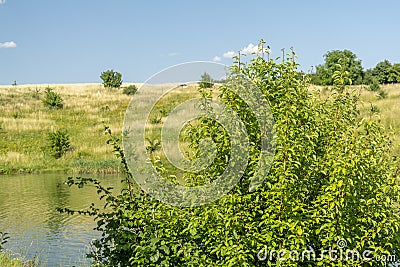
(60, 44), (400, 266)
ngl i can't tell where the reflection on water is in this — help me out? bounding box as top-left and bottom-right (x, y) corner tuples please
(0, 173), (121, 266)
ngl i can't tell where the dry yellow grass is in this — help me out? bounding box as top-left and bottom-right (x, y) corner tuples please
(0, 83), (137, 173)
(312, 84), (400, 155)
(0, 82), (398, 174)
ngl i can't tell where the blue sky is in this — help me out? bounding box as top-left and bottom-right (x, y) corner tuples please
(0, 0), (399, 84)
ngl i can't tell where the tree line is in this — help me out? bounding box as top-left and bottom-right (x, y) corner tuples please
(310, 49), (400, 86)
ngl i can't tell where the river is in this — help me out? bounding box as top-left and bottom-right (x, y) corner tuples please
(0, 172), (121, 266)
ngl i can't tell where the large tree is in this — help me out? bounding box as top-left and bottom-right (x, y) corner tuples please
(314, 50), (364, 85)
(372, 60), (392, 84)
(388, 63), (400, 83)
(370, 60), (400, 84)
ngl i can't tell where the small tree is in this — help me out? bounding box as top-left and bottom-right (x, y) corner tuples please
(100, 70), (122, 89)
(198, 72), (214, 88)
(42, 87), (64, 109)
(47, 129), (71, 158)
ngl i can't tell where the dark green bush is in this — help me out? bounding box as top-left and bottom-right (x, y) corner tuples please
(122, 85), (138, 95)
(369, 81), (381, 92)
(377, 89), (388, 99)
(47, 129), (71, 158)
(42, 87), (64, 109)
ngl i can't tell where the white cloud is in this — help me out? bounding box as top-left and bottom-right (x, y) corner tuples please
(0, 0), (5, 4)
(220, 42), (271, 60)
(168, 52), (179, 57)
(212, 56), (221, 62)
(223, 51), (236, 58)
(0, 41), (17, 48)
(241, 43), (258, 55)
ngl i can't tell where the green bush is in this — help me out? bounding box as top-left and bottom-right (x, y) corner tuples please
(198, 72), (214, 88)
(42, 87), (63, 109)
(61, 45), (400, 266)
(122, 85), (138, 95)
(377, 89), (388, 99)
(100, 69), (122, 89)
(47, 129), (71, 158)
(369, 81), (381, 92)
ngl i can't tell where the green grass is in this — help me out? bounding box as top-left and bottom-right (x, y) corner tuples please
(0, 83), (399, 175)
(0, 251), (33, 267)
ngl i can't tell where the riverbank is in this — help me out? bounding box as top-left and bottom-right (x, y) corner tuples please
(0, 83), (399, 175)
(0, 251), (30, 267)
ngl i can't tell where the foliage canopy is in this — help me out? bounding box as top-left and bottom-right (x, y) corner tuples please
(371, 60), (400, 84)
(313, 50), (364, 85)
(100, 69), (123, 89)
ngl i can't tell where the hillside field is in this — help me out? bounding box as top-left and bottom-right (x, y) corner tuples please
(0, 83), (399, 174)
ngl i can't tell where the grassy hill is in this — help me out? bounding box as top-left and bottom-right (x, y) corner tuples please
(0, 84), (132, 174)
(0, 83), (399, 174)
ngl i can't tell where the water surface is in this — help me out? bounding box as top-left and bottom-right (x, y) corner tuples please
(0, 172), (121, 266)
